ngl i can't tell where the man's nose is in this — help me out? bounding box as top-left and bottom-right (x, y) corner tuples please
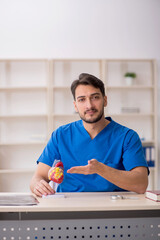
(86, 98), (93, 108)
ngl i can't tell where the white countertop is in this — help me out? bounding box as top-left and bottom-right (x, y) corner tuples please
(0, 192), (159, 212)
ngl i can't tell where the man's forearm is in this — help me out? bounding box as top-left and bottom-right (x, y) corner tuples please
(67, 159), (148, 194)
(30, 175), (43, 193)
(96, 162), (148, 194)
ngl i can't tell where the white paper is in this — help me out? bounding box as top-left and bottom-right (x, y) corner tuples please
(42, 194), (65, 199)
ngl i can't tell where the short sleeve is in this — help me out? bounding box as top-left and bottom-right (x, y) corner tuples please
(37, 129), (61, 167)
(122, 130), (148, 171)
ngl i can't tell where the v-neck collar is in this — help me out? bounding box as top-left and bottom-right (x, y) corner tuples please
(79, 117), (113, 141)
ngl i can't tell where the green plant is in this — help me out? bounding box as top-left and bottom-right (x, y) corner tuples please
(124, 72), (137, 78)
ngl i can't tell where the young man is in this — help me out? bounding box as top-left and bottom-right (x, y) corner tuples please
(30, 73), (149, 197)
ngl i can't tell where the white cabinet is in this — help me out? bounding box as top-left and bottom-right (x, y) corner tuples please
(0, 60), (49, 192)
(0, 59), (158, 192)
(103, 60), (158, 190)
(104, 60), (156, 140)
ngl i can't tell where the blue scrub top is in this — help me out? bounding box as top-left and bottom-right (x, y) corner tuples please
(37, 117), (148, 192)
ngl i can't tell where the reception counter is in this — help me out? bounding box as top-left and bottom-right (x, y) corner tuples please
(0, 192), (160, 240)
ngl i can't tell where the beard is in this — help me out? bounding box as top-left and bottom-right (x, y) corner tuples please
(78, 107), (104, 124)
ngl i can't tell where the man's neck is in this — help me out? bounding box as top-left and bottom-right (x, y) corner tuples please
(83, 117), (110, 139)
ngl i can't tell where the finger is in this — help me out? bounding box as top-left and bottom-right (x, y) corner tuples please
(34, 187), (43, 197)
(40, 181), (55, 195)
(88, 159), (97, 164)
(34, 185), (47, 197)
(35, 180), (54, 197)
(41, 180), (55, 194)
(67, 166), (88, 174)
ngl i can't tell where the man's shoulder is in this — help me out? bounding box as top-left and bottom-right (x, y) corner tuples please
(110, 119), (140, 145)
(56, 120), (82, 132)
(111, 118), (136, 136)
(50, 120), (82, 142)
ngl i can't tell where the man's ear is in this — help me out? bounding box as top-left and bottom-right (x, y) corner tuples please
(104, 96), (107, 107)
(73, 101), (78, 112)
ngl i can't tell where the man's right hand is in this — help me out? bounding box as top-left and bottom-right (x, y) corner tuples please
(33, 179), (55, 197)
(30, 162), (56, 197)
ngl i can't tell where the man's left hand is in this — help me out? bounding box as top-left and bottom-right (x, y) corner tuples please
(67, 159), (101, 175)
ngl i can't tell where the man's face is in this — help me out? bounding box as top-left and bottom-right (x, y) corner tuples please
(74, 84), (107, 124)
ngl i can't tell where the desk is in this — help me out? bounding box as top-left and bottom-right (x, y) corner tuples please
(0, 192), (160, 240)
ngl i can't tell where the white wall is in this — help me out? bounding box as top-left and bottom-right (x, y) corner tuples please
(0, 0), (160, 59)
(0, 0), (160, 186)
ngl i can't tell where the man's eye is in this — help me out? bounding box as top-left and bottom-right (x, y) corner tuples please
(78, 98), (85, 102)
(92, 96), (99, 100)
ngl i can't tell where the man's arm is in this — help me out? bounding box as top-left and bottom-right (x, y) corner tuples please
(67, 159), (148, 194)
(30, 162), (55, 197)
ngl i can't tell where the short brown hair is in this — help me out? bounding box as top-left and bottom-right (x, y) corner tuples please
(71, 73), (105, 100)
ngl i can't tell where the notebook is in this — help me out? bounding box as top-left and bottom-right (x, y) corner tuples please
(0, 194), (39, 206)
(145, 190), (160, 202)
